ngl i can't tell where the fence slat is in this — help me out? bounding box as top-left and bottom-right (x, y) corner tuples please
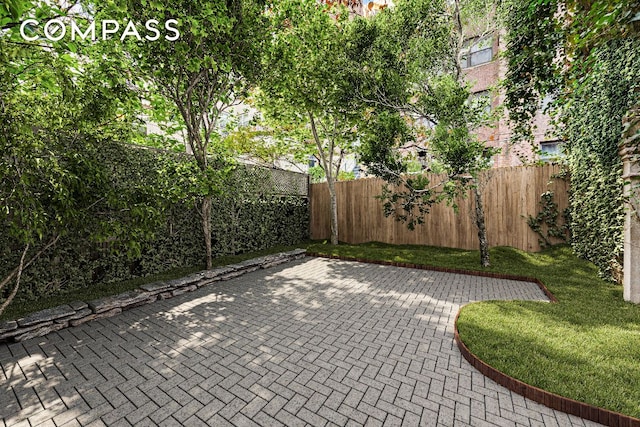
(309, 165), (569, 252)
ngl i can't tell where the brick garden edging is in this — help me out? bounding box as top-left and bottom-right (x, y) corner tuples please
(0, 249), (307, 343)
(454, 314), (640, 427)
(306, 252), (640, 427)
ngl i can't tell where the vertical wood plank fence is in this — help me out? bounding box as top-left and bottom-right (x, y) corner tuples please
(310, 164), (569, 252)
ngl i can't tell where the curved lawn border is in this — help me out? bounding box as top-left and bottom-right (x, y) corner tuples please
(454, 313), (640, 427)
(306, 252), (640, 427)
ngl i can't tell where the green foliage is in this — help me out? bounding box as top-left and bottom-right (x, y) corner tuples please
(337, 171), (355, 181)
(0, 145), (309, 304)
(308, 166), (326, 183)
(345, 0), (453, 111)
(0, 0), (151, 312)
(0, 140), (169, 304)
(0, 244), (304, 321)
(352, 0), (496, 194)
(349, 0), (497, 265)
(258, 0), (365, 244)
(502, 0), (640, 279)
(359, 110), (410, 183)
(501, 0), (562, 144)
(306, 165), (353, 183)
(257, 0), (361, 163)
(108, 0), (266, 166)
(527, 191), (570, 248)
(105, 0), (269, 267)
(261, 0), (354, 118)
(562, 41), (639, 279)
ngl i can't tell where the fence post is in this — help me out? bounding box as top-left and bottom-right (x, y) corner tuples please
(619, 105), (640, 303)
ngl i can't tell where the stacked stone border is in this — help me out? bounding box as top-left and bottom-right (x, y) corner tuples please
(306, 252), (640, 427)
(0, 249), (307, 343)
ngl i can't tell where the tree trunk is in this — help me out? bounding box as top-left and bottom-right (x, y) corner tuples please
(473, 184), (490, 267)
(308, 111), (340, 245)
(202, 195), (213, 269)
(0, 244), (29, 316)
(327, 179), (339, 245)
(0, 236), (59, 315)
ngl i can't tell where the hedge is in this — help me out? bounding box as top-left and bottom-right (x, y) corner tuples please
(0, 142), (309, 303)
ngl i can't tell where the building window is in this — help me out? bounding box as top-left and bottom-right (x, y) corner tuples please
(308, 156), (317, 168)
(469, 90), (491, 113)
(460, 37), (493, 69)
(540, 140), (564, 161)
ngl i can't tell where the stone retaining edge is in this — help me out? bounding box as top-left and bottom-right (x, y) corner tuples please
(0, 249), (307, 343)
(306, 252), (640, 427)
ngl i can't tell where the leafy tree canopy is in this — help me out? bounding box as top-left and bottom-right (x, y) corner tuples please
(0, 0), (164, 313)
(256, 0), (366, 244)
(348, 0), (498, 265)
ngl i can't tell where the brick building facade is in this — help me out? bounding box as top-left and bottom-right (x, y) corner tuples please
(463, 33), (558, 167)
(325, 0), (560, 169)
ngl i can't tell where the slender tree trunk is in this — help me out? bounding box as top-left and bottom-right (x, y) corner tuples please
(327, 179), (339, 245)
(202, 196), (213, 269)
(0, 236), (60, 310)
(473, 184), (490, 267)
(308, 111), (340, 245)
(0, 243), (29, 316)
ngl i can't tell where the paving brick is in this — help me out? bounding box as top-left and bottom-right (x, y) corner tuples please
(241, 396), (268, 418)
(193, 398), (225, 421)
(149, 400), (182, 424)
(123, 400), (159, 425)
(205, 414), (235, 426)
(262, 394), (289, 417)
(0, 259), (604, 427)
(169, 399), (203, 424)
(305, 391), (329, 412)
(376, 399), (405, 420)
(211, 385), (236, 404)
(283, 393), (307, 415)
(74, 402), (113, 426)
(218, 396), (246, 421)
(99, 401), (135, 425)
(365, 416), (385, 427)
(402, 411), (422, 426)
(20, 402), (64, 426)
(252, 410), (285, 427)
(344, 389), (365, 409)
(180, 414), (208, 427)
(338, 403), (369, 424)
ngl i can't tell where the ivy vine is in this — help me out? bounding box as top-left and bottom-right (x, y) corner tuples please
(527, 191), (570, 249)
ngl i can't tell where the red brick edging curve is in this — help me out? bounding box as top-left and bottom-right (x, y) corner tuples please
(306, 252), (640, 427)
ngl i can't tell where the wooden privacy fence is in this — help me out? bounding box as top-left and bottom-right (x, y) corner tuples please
(310, 164), (569, 252)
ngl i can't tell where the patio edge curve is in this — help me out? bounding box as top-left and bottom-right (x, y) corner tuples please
(306, 252), (640, 427)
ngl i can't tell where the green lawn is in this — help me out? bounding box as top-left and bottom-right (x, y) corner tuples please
(1, 244), (306, 321)
(306, 242), (640, 419)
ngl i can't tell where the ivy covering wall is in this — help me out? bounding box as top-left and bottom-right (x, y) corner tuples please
(502, 0), (640, 281)
(0, 142), (309, 303)
(561, 40), (640, 280)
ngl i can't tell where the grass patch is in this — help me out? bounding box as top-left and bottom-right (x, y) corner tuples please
(307, 241), (640, 419)
(1, 244), (306, 321)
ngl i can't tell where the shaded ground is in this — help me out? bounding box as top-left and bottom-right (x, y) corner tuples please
(0, 258), (602, 426)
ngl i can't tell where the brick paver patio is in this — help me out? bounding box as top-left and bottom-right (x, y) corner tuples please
(0, 257), (602, 426)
